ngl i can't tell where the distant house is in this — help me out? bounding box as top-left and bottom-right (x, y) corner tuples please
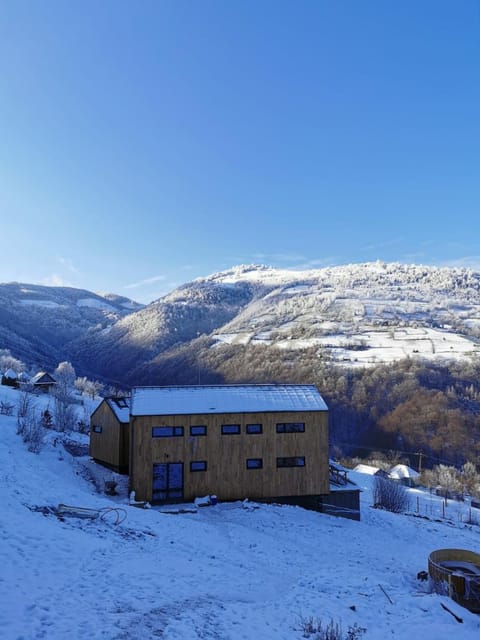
(353, 463), (389, 478)
(30, 371), (57, 393)
(1, 368), (19, 388)
(389, 464), (420, 487)
(90, 397), (130, 473)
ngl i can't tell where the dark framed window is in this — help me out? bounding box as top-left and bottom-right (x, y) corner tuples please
(190, 460), (207, 472)
(246, 423), (262, 434)
(246, 458), (263, 469)
(276, 456), (305, 468)
(221, 424), (240, 435)
(92, 425), (102, 433)
(190, 425), (207, 436)
(276, 422), (305, 434)
(152, 426), (184, 438)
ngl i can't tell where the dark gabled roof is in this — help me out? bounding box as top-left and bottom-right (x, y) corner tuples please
(30, 371), (56, 385)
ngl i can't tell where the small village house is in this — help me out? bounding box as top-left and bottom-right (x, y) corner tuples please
(90, 397), (130, 473)
(389, 463), (420, 487)
(1, 368), (19, 388)
(30, 371), (57, 393)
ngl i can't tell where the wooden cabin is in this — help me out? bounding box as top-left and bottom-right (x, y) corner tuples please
(1, 368), (19, 388)
(129, 384), (329, 504)
(30, 371), (57, 393)
(90, 397), (130, 473)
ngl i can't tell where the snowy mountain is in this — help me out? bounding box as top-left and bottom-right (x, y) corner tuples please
(71, 262), (480, 386)
(0, 282), (143, 372)
(2, 262), (480, 385)
(202, 262), (480, 366)
(1, 383), (480, 639)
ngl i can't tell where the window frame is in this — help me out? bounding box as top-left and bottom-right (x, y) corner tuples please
(246, 458), (263, 470)
(276, 456), (306, 468)
(152, 426), (184, 438)
(92, 424), (103, 434)
(221, 424), (241, 435)
(276, 422), (305, 434)
(246, 423), (263, 434)
(190, 460), (208, 472)
(190, 425), (207, 436)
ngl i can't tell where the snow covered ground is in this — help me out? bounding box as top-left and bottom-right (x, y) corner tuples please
(1, 386), (480, 639)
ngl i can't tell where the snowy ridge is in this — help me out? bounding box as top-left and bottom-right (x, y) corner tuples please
(202, 262), (480, 367)
(2, 261), (480, 384)
(66, 261), (480, 385)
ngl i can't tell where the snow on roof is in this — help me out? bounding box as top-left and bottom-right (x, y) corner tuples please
(130, 384), (327, 417)
(389, 464), (420, 480)
(30, 371), (56, 385)
(105, 397), (130, 422)
(353, 464), (381, 475)
(3, 368), (18, 379)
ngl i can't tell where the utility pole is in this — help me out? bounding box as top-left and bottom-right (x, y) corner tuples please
(417, 451), (423, 474)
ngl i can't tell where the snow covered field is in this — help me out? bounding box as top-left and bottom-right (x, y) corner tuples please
(207, 263), (480, 368)
(1, 386), (480, 639)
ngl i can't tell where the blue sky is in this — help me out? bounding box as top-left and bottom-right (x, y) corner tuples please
(0, 1), (479, 303)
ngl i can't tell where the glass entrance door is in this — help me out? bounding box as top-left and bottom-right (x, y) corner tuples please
(152, 463), (184, 501)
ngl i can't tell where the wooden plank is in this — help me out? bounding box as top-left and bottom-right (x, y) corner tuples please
(131, 409), (328, 502)
(90, 401), (127, 470)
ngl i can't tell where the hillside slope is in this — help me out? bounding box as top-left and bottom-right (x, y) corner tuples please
(2, 262), (480, 386)
(73, 262), (480, 386)
(0, 282), (142, 372)
(1, 384), (480, 639)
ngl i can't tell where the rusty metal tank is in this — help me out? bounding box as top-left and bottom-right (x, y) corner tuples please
(428, 548), (480, 613)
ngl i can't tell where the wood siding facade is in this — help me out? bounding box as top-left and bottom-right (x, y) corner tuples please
(90, 401), (129, 473)
(130, 409), (328, 503)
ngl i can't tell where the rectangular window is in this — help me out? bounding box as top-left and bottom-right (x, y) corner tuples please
(276, 456), (305, 468)
(190, 460), (207, 472)
(221, 424), (240, 435)
(152, 426), (184, 438)
(246, 423), (262, 434)
(190, 425), (207, 436)
(276, 422), (305, 434)
(92, 425), (102, 433)
(246, 458), (263, 469)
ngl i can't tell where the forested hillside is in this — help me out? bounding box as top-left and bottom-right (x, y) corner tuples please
(139, 338), (480, 469)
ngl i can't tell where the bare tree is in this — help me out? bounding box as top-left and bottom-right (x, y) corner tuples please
(373, 476), (410, 513)
(16, 391), (36, 436)
(0, 349), (25, 374)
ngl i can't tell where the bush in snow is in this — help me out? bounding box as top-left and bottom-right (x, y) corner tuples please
(373, 476), (410, 514)
(14, 392), (43, 453)
(24, 415), (44, 454)
(299, 616), (366, 640)
(0, 399), (14, 415)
